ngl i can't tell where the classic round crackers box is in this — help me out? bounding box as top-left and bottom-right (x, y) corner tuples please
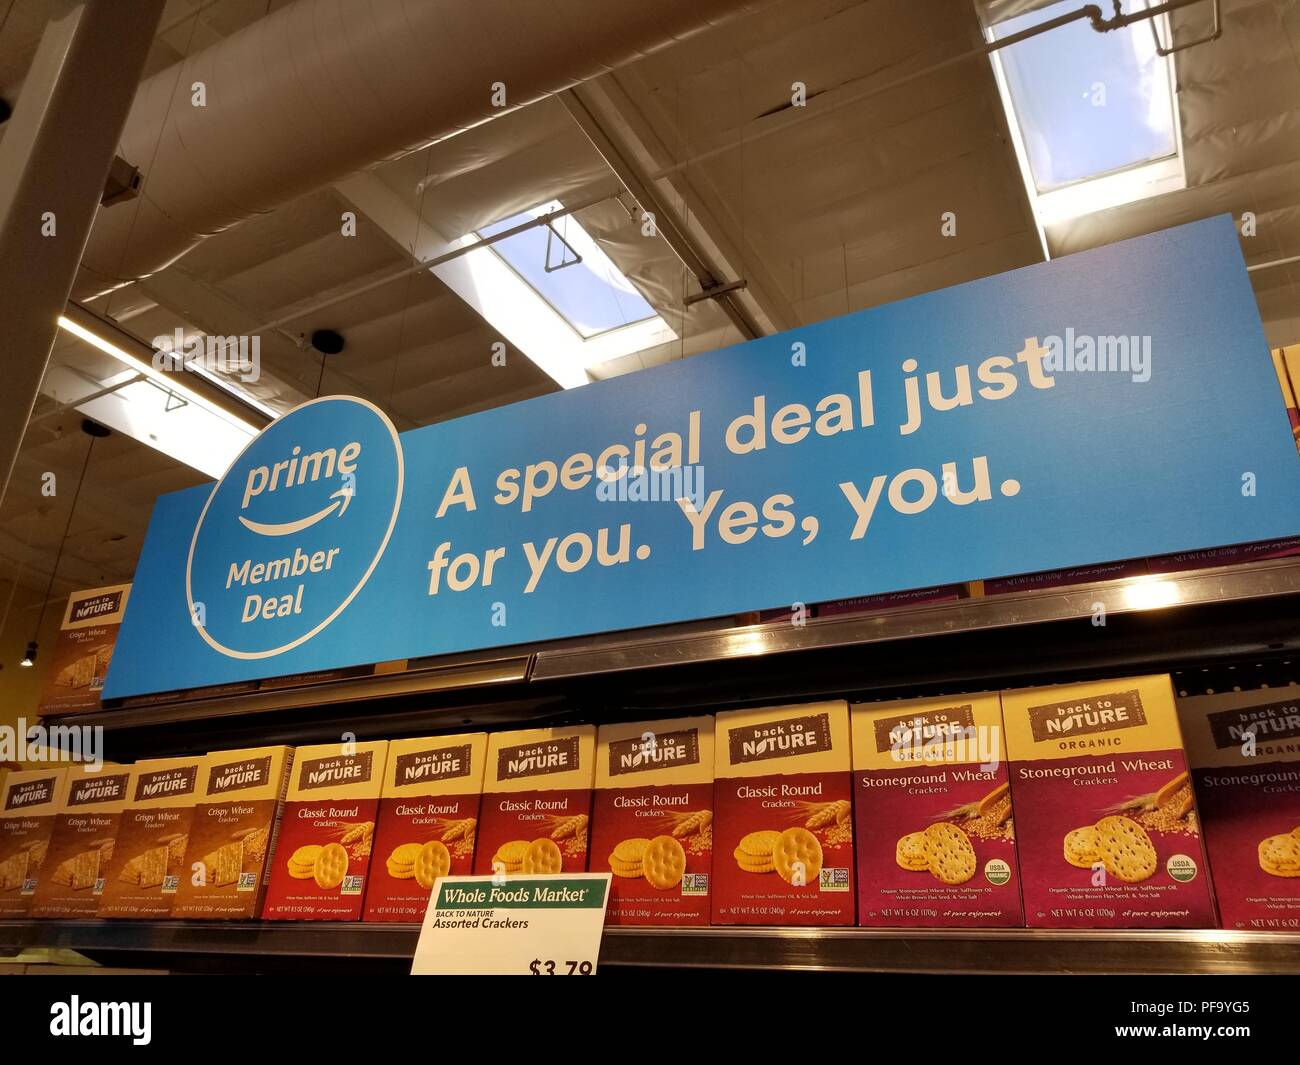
(591, 716), (715, 926)
(473, 726), (595, 877)
(1001, 675), (1215, 928)
(0, 767), (70, 917)
(98, 755), (206, 919)
(364, 732), (487, 922)
(30, 762), (132, 918)
(1176, 687), (1300, 930)
(172, 745), (294, 919)
(713, 701), (855, 925)
(851, 694), (1023, 927)
(262, 741), (389, 920)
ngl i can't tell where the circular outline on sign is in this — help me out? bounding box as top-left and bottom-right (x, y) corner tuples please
(185, 395), (405, 660)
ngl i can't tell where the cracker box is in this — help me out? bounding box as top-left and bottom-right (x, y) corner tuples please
(591, 716), (715, 926)
(172, 745), (294, 919)
(0, 768), (70, 917)
(851, 694), (1022, 927)
(473, 726), (595, 877)
(1002, 675), (1215, 928)
(1176, 687), (1300, 930)
(364, 733), (487, 923)
(99, 755), (206, 918)
(712, 701), (855, 925)
(262, 741), (389, 920)
(30, 763), (131, 918)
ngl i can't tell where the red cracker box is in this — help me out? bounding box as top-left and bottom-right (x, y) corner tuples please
(31, 763), (131, 918)
(0, 768), (70, 917)
(713, 701), (854, 925)
(263, 741), (389, 920)
(474, 726), (595, 877)
(851, 694), (1022, 927)
(1177, 688), (1300, 930)
(1002, 675), (1215, 928)
(592, 716), (715, 926)
(364, 732), (487, 923)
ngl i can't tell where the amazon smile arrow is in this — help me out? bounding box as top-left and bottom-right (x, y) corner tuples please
(238, 486), (353, 537)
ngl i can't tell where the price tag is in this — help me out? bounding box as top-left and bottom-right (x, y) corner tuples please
(410, 873), (611, 975)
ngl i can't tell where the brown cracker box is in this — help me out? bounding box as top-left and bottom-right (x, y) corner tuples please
(364, 733), (487, 923)
(262, 741), (389, 920)
(98, 755), (206, 918)
(1002, 675), (1215, 928)
(473, 726), (595, 877)
(171, 746), (294, 919)
(591, 717), (715, 926)
(851, 694), (1022, 927)
(1176, 687), (1300, 930)
(712, 701), (854, 925)
(0, 768), (70, 916)
(30, 763), (131, 918)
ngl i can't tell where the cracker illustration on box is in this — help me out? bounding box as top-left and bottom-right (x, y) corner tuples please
(31, 764), (131, 918)
(0, 769), (68, 917)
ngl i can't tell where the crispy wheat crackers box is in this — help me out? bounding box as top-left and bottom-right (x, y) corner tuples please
(31, 763), (131, 918)
(364, 733), (487, 923)
(851, 694), (1022, 927)
(473, 726), (595, 877)
(1002, 675), (1214, 928)
(262, 741), (388, 920)
(592, 716), (715, 926)
(1176, 687), (1300, 930)
(172, 745), (294, 919)
(99, 755), (206, 918)
(713, 701), (854, 925)
(0, 768), (69, 917)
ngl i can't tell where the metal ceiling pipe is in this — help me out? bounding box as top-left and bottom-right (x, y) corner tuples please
(75, 0), (763, 299)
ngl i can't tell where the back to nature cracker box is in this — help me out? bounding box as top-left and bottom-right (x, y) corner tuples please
(1177, 687), (1300, 930)
(1002, 675), (1215, 928)
(713, 701), (854, 925)
(851, 693), (1022, 927)
(31, 763), (131, 918)
(0, 768), (69, 916)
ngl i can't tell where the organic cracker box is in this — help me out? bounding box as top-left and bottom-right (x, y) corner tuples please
(712, 701), (854, 925)
(851, 694), (1022, 927)
(1176, 687), (1300, 930)
(1002, 675), (1215, 928)
(0, 768), (69, 917)
(473, 726), (595, 877)
(99, 755), (206, 918)
(365, 733), (487, 922)
(31, 763), (131, 918)
(172, 746), (293, 919)
(262, 741), (388, 920)
(591, 716), (715, 926)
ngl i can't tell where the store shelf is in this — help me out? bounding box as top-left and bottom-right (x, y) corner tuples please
(3, 920), (1298, 974)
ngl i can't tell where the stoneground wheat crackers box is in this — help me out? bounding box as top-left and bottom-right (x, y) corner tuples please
(591, 716), (715, 926)
(365, 732), (487, 922)
(473, 726), (595, 877)
(1002, 675), (1214, 928)
(713, 701), (854, 925)
(1176, 687), (1300, 930)
(851, 693), (1022, 927)
(31, 763), (131, 918)
(172, 745), (293, 919)
(262, 741), (388, 920)
(0, 768), (69, 916)
(99, 755), (206, 918)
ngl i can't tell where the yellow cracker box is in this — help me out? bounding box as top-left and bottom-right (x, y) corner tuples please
(851, 694), (1022, 926)
(1177, 687), (1300, 930)
(30, 763), (130, 918)
(262, 741), (389, 920)
(592, 716), (714, 926)
(0, 768), (70, 916)
(474, 726), (595, 877)
(365, 732), (487, 922)
(713, 701), (854, 925)
(172, 746), (294, 919)
(1002, 674), (1215, 928)
(98, 755), (206, 918)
